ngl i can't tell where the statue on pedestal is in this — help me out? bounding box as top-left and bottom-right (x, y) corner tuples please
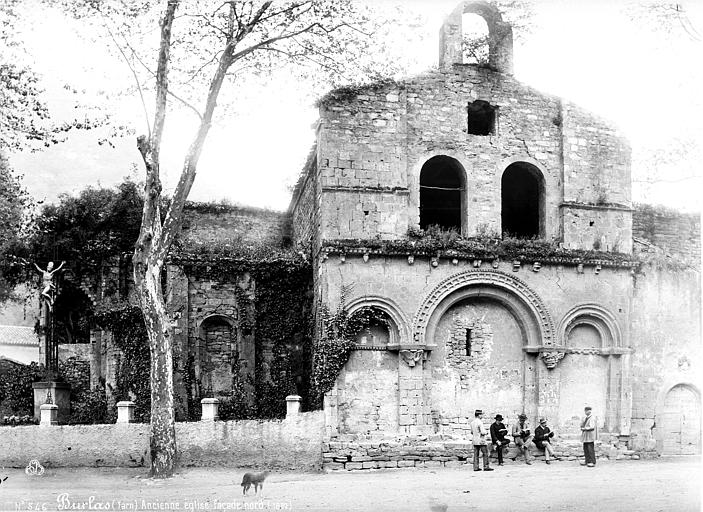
(31, 260), (71, 422)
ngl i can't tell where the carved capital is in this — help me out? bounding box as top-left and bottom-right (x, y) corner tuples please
(399, 349), (424, 367)
(540, 351), (565, 369)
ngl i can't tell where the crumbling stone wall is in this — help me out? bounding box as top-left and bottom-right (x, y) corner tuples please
(182, 203), (288, 246)
(289, 150), (318, 253)
(633, 205), (700, 263)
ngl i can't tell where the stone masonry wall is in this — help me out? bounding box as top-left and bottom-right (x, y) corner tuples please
(182, 203), (288, 246)
(322, 431), (645, 472)
(0, 411), (324, 470)
(633, 205), (701, 263)
(629, 266), (701, 455)
(313, 65), (631, 252)
(289, 150), (318, 252)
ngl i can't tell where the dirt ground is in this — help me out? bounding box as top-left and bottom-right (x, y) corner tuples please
(0, 457), (699, 512)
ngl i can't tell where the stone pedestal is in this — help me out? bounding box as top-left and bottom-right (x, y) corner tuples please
(116, 401), (136, 423)
(286, 395), (302, 418)
(39, 403), (58, 426)
(32, 381), (71, 424)
(201, 398), (220, 421)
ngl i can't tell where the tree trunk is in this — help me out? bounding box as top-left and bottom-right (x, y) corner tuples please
(134, 258), (177, 477)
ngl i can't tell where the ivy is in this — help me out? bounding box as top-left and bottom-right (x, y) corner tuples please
(0, 361), (43, 416)
(94, 304), (151, 422)
(174, 242), (312, 419)
(322, 226), (637, 267)
(310, 292), (389, 407)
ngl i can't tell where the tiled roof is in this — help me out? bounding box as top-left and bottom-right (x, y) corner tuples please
(0, 325), (39, 346)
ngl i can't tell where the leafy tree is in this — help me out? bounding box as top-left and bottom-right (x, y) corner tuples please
(25, 179), (143, 344)
(0, 153), (32, 303)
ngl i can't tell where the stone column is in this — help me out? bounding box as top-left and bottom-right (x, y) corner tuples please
(619, 352), (633, 435)
(166, 264), (190, 419)
(536, 351), (563, 423)
(398, 349), (430, 435)
(236, 272), (257, 406)
(323, 385), (339, 438)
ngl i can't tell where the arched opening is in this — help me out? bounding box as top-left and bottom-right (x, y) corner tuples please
(336, 305), (401, 434)
(420, 156), (465, 232)
(660, 384), (701, 455)
(462, 12), (489, 65)
(350, 307), (393, 347)
(559, 321), (608, 431)
(199, 314), (236, 395)
(501, 162), (545, 238)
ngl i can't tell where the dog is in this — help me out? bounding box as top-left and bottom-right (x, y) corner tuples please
(240, 471), (270, 496)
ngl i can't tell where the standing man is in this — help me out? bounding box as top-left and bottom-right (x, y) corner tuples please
(490, 414), (510, 466)
(534, 418), (560, 464)
(470, 410), (494, 472)
(580, 406), (598, 467)
(511, 413), (533, 465)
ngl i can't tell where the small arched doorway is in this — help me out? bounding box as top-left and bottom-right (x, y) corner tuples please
(419, 156), (466, 232)
(335, 305), (401, 435)
(199, 314), (236, 395)
(501, 162), (545, 238)
(660, 384), (701, 455)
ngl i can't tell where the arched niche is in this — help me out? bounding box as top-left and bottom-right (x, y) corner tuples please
(558, 304), (622, 348)
(347, 295), (410, 346)
(413, 270), (555, 350)
(556, 304), (624, 432)
(197, 314), (237, 395)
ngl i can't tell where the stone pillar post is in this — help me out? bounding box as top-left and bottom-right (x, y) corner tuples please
(201, 397), (220, 421)
(398, 349), (430, 435)
(536, 351), (563, 422)
(323, 386), (339, 437)
(286, 395), (302, 418)
(166, 264), (190, 420)
(39, 404), (58, 426)
(619, 353), (633, 435)
(116, 401), (136, 423)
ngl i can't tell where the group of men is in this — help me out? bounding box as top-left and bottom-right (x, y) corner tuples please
(469, 406), (598, 471)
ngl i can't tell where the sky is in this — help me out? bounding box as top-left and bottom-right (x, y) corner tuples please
(7, 0), (703, 213)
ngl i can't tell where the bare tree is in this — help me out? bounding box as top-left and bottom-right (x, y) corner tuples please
(69, 0), (395, 478)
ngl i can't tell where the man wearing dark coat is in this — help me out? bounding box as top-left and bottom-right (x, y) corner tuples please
(490, 414), (510, 466)
(534, 418), (560, 464)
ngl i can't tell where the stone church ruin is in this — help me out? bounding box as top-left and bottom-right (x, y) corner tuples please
(8, 1), (700, 470)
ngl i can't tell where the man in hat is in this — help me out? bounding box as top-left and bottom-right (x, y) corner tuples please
(511, 413), (533, 464)
(580, 406), (598, 467)
(470, 410), (494, 471)
(490, 414), (510, 466)
(534, 418), (560, 464)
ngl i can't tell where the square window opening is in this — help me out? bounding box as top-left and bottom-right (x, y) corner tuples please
(467, 100), (496, 136)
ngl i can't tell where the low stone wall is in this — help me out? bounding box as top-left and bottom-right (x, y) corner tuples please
(0, 412), (324, 470)
(322, 433), (658, 471)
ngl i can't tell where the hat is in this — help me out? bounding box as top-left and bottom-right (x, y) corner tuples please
(539, 418), (547, 424)
(518, 413), (527, 420)
(475, 409), (483, 415)
(584, 406), (592, 411)
(495, 414), (503, 421)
